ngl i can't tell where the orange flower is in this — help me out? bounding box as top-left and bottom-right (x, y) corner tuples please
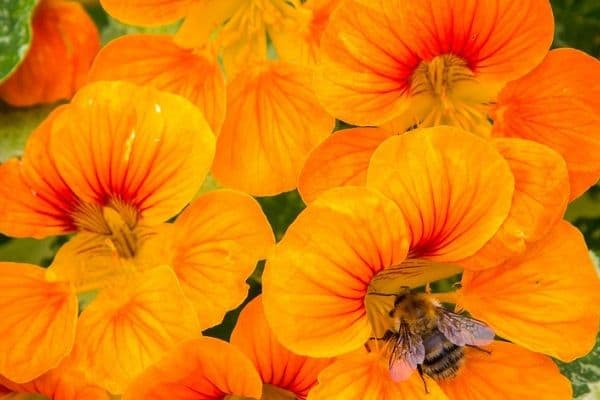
(0, 80), (214, 240)
(0, 0), (99, 106)
(122, 337), (263, 400)
(231, 296), (332, 399)
(316, 0), (553, 129)
(0, 81), (274, 391)
(300, 126), (569, 267)
(316, 0), (600, 196)
(263, 128), (598, 399)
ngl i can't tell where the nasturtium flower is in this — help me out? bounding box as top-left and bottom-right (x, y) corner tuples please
(0, 360), (109, 400)
(0, 81), (274, 392)
(263, 128), (599, 399)
(231, 296), (332, 399)
(0, 0), (99, 106)
(316, 0), (553, 130)
(0, 80), (215, 240)
(316, 0), (600, 195)
(122, 337), (263, 400)
(300, 126), (569, 268)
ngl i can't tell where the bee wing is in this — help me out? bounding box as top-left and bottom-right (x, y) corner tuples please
(389, 321), (425, 382)
(437, 308), (495, 347)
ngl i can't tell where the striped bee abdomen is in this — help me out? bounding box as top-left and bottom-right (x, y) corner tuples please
(421, 330), (465, 380)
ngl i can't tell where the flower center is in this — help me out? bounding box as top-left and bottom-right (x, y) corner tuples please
(71, 198), (140, 258)
(262, 384), (297, 400)
(409, 54), (494, 136)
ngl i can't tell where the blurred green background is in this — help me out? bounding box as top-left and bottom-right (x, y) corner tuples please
(0, 0), (599, 398)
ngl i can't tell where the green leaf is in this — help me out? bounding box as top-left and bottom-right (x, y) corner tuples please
(0, 0), (38, 82)
(557, 333), (600, 398)
(0, 236), (57, 267)
(0, 103), (56, 162)
(101, 17), (180, 44)
(257, 190), (305, 241)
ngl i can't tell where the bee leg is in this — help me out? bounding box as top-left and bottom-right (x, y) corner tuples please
(417, 365), (429, 394)
(466, 344), (492, 355)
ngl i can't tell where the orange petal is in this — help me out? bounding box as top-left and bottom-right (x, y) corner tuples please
(70, 266), (200, 394)
(0, 107), (81, 238)
(298, 127), (393, 203)
(269, 0), (342, 66)
(367, 127), (514, 263)
(458, 138), (570, 269)
(316, 0), (553, 126)
(308, 350), (447, 400)
(212, 60), (334, 196)
(459, 220), (600, 361)
(439, 342), (572, 400)
(123, 337), (263, 400)
(100, 0), (192, 26)
(139, 190), (274, 328)
(49, 81), (215, 224)
(263, 186), (409, 357)
(0, 362), (110, 400)
(492, 48), (600, 199)
(174, 0), (244, 49)
(0, 0), (99, 106)
(88, 35), (226, 134)
(0, 262), (77, 383)
(231, 296), (332, 398)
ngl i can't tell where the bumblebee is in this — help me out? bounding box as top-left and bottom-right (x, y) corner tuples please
(370, 291), (494, 389)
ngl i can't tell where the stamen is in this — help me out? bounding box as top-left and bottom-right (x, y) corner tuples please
(409, 54), (494, 135)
